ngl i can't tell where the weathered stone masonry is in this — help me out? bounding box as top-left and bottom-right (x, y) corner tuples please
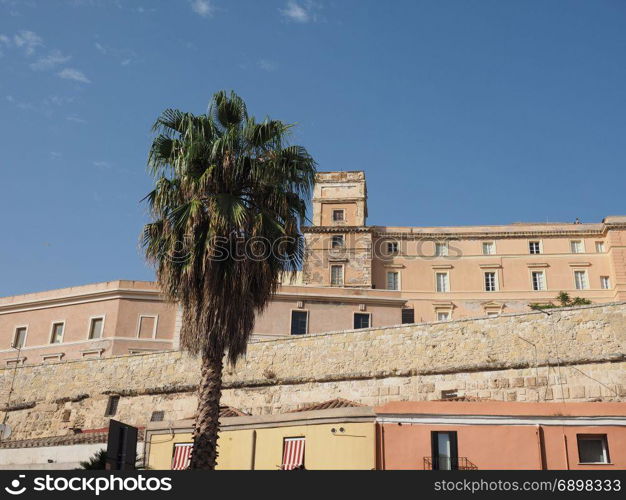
(1, 302), (624, 440)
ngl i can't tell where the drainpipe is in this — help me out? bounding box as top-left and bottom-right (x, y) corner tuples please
(535, 425), (546, 470)
(563, 435), (570, 470)
(376, 424), (386, 470)
(250, 430), (257, 470)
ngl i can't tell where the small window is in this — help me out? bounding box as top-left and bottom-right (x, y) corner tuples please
(529, 241), (541, 254)
(387, 241), (399, 254)
(484, 272), (497, 292)
(331, 235), (344, 249)
(487, 311), (499, 317)
(436, 272), (449, 293)
(137, 315), (157, 339)
(401, 308), (415, 324)
(437, 311), (451, 321)
(570, 240), (584, 254)
(150, 410), (165, 422)
(600, 276), (610, 289)
(435, 242), (448, 257)
(13, 327), (27, 349)
(354, 313), (370, 329)
(290, 310), (308, 335)
(89, 317), (104, 339)
(332, 209), (344, 222)
(104, 395), (120, 417)
(531, 271), (546, 291)
(574, 270), (588, 290)
(386, 271), (399, 290)
(50, 322), (64, 344)
(577, 435), (609, 464)
(595, 241), (605, 253)
(441, 389), (458, 400)
(330, 265), (344, 286)
(482, 241), (495, 255)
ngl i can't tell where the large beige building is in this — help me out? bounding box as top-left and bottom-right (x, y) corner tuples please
(301, 171), (626, 323)
(1, 170), (625, 365)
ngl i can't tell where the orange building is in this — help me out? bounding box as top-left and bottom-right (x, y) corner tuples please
(376, 401), (626, 470)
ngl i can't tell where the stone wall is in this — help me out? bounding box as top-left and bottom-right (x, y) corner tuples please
(1, 302), (624, 441)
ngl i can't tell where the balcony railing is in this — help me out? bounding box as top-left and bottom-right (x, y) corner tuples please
(423, 457), (478, 470)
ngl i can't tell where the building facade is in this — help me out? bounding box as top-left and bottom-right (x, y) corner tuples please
(1, 170), (625, 364)
(302, 171), (626, 323)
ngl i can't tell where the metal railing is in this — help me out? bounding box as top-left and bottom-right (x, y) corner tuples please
(423, 456), (478, 470)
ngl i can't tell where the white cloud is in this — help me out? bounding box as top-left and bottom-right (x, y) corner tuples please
(280, 1), (316, 23)
(94, 42), (107, 54)
(190, 0), (214, 17)
(13, 30), (43, 55)
(93, 160), (112, 169)
(57, 67), (91, 83)
(29, 49), (71, 71)
(258, 59), (277, 72)
(66, 114), (87, 124)
(49, 151), (62, 160)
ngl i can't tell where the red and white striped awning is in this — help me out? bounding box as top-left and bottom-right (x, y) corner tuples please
(171, 443), (193, 470)
(281, 437), (305, 470)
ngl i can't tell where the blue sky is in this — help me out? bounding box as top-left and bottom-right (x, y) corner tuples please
(1, 0), (625, 296)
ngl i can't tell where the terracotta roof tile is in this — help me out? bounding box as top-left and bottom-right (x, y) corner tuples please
(288, 398), (364, 413)
(0, 429), (145, 449)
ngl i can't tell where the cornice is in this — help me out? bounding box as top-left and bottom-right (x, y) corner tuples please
(0, 288), (165, 315)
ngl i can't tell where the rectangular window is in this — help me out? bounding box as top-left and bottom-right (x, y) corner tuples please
(290, 310), (308, 335)
(332, 209), (344, 222)
(354, 313), (371, 329)
(331, 235), (344, 248)
(282, 437), (305, 470)
(437, 311), (451, 321)
(435, 242), (448, 257)
(484, 272), (497, 292)
(386, 271), (399, 290)
(104, 395), (120, 417)
(137, 315), (157, 339)
(529, 241), (541, 254)
(574, 270), (588, 290)
(387, 241), (399, 254)
(436, 272), (449, 292)
(577, 435), (609, 464)
(13, 327), (27, 349)
(482, 241), (495, 255)
(600, 276), (610, 289)
(330, 265), (344, 286)
(401, 308), (415, 324)
(570, 240), (584, 254)
(532, 271), (546, 291)
(431, 431), (458, 470)
(88, 317), (104, 339)
(595, 241), (605, 253)
(50, 322), (64, 344)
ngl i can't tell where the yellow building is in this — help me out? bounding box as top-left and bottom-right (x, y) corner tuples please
(144, 400), (376, 470)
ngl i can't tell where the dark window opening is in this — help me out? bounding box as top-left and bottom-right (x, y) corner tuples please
(401, 308), (415, 324)
(354, 313), (370, 329)
(441, 390), (458, 400)
(151, 411), (165, 422)
(577, 434), (610, 464)
(105, 395), (120, 417)
(431, 431), (459, 470)
(291, 311), (308, 335)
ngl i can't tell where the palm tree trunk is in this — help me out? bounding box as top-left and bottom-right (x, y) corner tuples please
(190, 349), (223, 470)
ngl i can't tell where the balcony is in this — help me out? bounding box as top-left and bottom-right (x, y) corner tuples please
(423, 457), (478, 470)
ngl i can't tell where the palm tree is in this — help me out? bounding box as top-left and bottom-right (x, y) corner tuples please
(142, 91), (316, 469)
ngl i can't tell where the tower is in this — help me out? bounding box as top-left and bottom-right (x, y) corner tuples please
(302, 171), (372, 288)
